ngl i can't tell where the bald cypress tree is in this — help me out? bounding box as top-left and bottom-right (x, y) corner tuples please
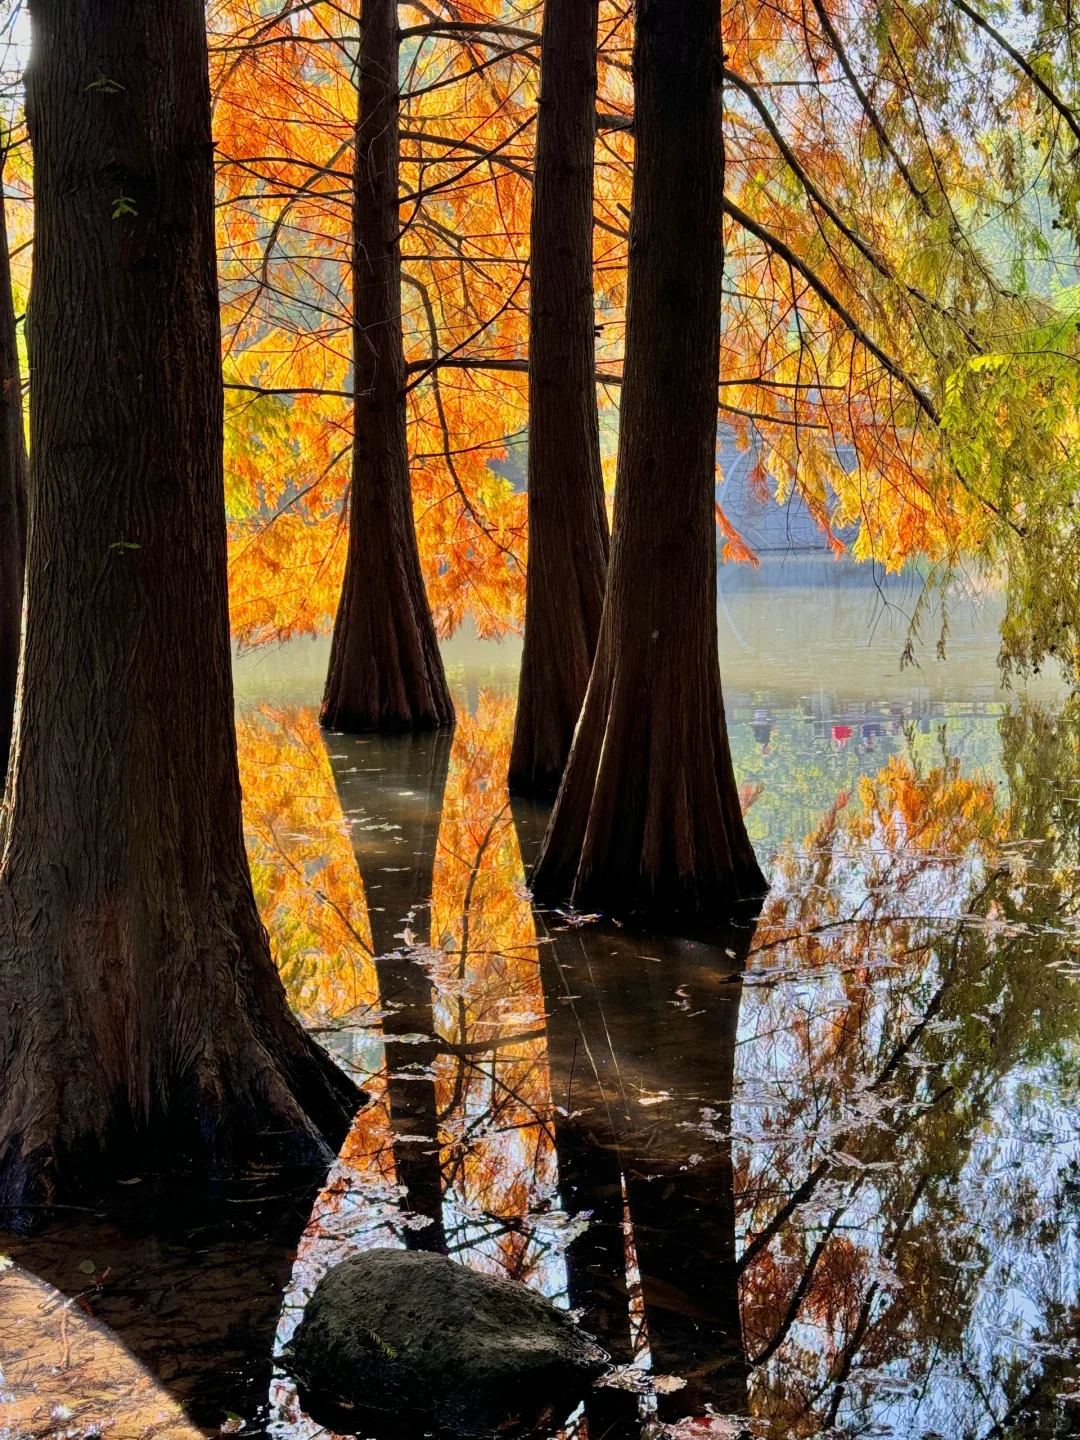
(508, 0), (609, 798)
(0, 0), (361, 1214)
(321, 0), (453, 734)
(529, 0), (766, 921)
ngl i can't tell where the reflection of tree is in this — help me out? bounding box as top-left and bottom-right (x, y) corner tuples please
(557, 926), (755, 1425)
(327, 729), (452, 1250)
(428, 696), (560, 1288)
(514, 796), (758, 1427)
(738, 742), (1080, 1438)
(245, 697), (1080, 1440)
(237, 703), (377, 1028)
(259, 697), (562, 1298)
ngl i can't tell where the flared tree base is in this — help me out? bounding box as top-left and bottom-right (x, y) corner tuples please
(529, 648), (767, 926)
(0, 901), (366, 1224)
(320, 565), (455, 735)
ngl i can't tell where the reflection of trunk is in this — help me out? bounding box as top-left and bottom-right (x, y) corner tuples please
(621, 951), (747, 1419)
(537, 923), (640, 1440)
(513, 802), (631, 1369)
(518, 803), (755, 1423)
(554, 932), (751, 1420)
(321, 0), (453, 733)
(508, 0), (608, 799)
(0, 173), (26, 783)
(0, 0), (360, 1215)
(529, 0), (765, 921)
(327, 733), (452, 1249)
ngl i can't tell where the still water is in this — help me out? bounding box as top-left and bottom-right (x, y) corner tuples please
(4, 567), (1080, 1440)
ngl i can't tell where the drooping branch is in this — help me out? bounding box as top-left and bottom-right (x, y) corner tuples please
(722, 196), (940, 424)
(722, 69), (976, 344)
(949, 0), (1080, 148)
(808, 0), (930, 214)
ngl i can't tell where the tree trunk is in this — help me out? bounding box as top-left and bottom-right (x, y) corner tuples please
(327, 732), (451, 1250)
(529, 0), (766, 921)
(321, 0), (453, 734)
(507, 0), (608, 799)
(0, 0), (362, 1218)
(0, 172), (26, 786)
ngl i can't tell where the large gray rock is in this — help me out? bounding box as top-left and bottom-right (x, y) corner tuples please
(285, 1248), (608, 1439)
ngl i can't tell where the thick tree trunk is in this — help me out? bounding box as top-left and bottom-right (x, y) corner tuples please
(507, 0), (608, 799)
(0, 174), (26, 785)
(529, 0), (766, 921)
(0, 0), (362, 1217)
(321, 0), (453, 734)
(327, 732), (451, 1250)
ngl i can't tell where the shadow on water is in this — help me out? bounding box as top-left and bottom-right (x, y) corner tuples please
(0, 1175), (323, 1436)
(7, 690), (1080, 1439)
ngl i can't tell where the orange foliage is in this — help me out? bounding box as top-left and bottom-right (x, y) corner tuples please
(209, 0), (532, 645)
(206, 0), (987, 649)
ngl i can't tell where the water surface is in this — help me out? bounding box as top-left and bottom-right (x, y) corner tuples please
(4, 568), (1079, 1440)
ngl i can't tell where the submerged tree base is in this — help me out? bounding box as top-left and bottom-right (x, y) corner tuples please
(0, 894), (365, 1225)
(529, 648), (768, 925)
(320, 565), (455, 734)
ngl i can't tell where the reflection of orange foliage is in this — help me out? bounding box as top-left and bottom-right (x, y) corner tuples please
(431, 691), (534, 967)
(248, 695), (560, 1295)
(430, 693), (558, 1283)
(326, 1065), (398, 1203)
(237, 703), (377, 1027)
(239, 707), (407, 1339)
(739, 754), (1008, 1434)
(846, 755), (1003, 855)
(761, 755), (1004, 962)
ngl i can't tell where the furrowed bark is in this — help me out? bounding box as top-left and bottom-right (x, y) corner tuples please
(529, 0), (767, 922)
(0, 0), (362, 1218)
(508, 0), (609, 799)
(321, 0), (453, 734)
(0, 172), (26, 787)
